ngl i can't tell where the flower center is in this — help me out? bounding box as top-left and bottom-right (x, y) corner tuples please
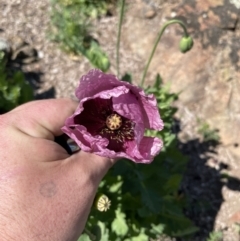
(106, 113), (122, 130)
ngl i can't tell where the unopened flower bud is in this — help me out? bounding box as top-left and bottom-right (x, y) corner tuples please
(179, 36), (194, 53)
(101, 57), (110, 72)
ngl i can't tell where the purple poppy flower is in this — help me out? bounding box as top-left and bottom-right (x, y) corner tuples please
(62, 69), (164, 163)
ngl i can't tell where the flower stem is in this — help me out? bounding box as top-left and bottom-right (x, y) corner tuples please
(84, 228), (96, 240)
(116, 0), (125, 78)
(140, 19), (189, 87)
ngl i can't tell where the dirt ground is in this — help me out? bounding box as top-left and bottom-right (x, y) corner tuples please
(1, 0), (240, 240)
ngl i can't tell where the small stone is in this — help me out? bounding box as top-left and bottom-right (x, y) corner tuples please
(202, 13), (208, 18)
(144, 8), (156, 19)
(171, 12), (177, 18)
(38, 51), (44, 59)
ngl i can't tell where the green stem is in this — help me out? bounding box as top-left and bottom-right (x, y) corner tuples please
(116, 0), (125, 78)
(84, 228), (96, 241)
(140, 19), (189, 87)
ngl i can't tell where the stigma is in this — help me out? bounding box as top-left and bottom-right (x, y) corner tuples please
(106, 113), (122, 130)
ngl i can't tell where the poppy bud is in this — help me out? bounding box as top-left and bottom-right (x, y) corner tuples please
(179, 36), (194, 53)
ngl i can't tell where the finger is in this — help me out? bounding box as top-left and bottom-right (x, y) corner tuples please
(67, 151), (117, 183)
(6, 98), (78, 140)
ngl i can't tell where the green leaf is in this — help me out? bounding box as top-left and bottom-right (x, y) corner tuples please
(137, 206), (150, 217)
(84, 40), (110, 72)
(154, 73), (163, 88)
(7, 85), (21, 103)
(78, 234), (91, 241)
(150, 223), (165, 235)
(121, 73), (132, 83)
(111, 209), (128, 236)
(140, 186), (161, 213)
(124, 232), (148, 241)
(207, 231), (223, 241)
(172, 226), (199, 237)
(109, 180), (122, 193)
(164, 174), (182, 193)
(97, 221), (110, 241)
(122, 192), (141, 211)
(19, 83), (34, 104)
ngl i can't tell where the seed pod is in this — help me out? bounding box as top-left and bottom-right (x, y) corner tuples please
(94, 194), (111, 212)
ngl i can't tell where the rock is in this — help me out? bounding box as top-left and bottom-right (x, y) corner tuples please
(134, 0), (157, 19)
(144, 8), (156, 19)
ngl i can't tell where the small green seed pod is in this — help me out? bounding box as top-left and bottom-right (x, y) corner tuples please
(94, 194), (111, 212)
(179, 36), (194, 53)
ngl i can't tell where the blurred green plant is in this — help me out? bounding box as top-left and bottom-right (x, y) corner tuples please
(0, 51), (33, 114)
(49, 0), (112, 71)
(207, 231), (223, 241)
(234, 223), (240, 235)
(197, 121), (220, 142)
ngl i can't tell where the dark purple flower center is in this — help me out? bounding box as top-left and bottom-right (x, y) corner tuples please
(74, 98), (135, 151)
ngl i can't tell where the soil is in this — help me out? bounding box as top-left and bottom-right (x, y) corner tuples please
(1, 0), (240, 240)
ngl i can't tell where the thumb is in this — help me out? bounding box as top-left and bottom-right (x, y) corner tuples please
(7, 98), (78, 140)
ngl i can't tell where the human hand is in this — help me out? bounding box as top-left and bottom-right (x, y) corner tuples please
(0, 99), (115, 241)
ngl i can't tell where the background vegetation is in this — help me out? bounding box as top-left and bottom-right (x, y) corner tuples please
(0, 51), (33, 114)
(49, 0), (114, 72)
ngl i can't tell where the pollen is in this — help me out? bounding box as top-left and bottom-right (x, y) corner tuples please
(106, 113), (122, 130)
